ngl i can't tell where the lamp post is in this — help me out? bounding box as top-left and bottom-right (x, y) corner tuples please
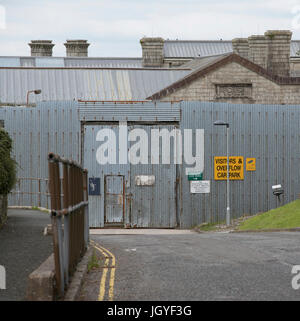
(214, 120), (230, 226)
(26, 89), (42, 106)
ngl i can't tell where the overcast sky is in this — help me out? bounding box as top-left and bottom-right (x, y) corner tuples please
(1, 0), (300, 57)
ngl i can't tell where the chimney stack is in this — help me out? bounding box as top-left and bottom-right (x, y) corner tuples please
(140, 37), (164, 67)
(232, 38), (249, 59)
(64, 40), (90, 57)
(28, 40), (55, 57)
(233, 30), (292, 77)
(265, 30), (292, 77)
(248, 35), (269, 69)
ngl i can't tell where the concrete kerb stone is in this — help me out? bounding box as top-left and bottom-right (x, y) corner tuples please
(8, 206), (50, 213)
(26, 254), (56, 301)
(64, 245), (94, 301)
(231, 227), (300, 233)
(26, 245), (94, 301)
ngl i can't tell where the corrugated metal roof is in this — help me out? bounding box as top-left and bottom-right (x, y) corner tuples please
(164, 40), (300, 58)
(64, 58), (143, 68)
(0, 56), (143, 68)
(290, 41), (300, 56)
(180, 54), (227, 70)
(164, 40), (233, 58)
(0, 68), (190, 103)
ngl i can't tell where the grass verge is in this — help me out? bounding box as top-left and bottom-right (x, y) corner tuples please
(237, 199), (300, 231)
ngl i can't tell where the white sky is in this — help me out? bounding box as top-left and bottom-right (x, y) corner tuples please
(0, 0), (300, 57)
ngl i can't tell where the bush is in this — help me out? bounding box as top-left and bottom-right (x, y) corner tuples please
(0, 129), (17, 195)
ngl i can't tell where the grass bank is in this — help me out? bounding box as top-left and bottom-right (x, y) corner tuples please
(237, 199), (300, 231)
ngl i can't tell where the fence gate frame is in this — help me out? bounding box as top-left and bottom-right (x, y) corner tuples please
(48, 153), (89, 298)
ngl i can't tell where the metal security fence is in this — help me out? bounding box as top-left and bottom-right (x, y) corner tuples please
(0, 101), (81, 208)
(48, 153), (89, 297)
(2, 100), (300, 228)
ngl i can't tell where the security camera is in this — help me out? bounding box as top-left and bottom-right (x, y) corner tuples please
(272, 184), (284, 195)
(272, 184), (284, 203)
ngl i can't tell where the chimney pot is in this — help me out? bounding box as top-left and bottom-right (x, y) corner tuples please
(64, 39), (90, 57)
(28, 40), (55, 57)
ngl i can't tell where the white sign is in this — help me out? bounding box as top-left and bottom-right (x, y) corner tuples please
(190, 180), (210, 194)
(0, 265), (5, 290)
(135, 175), (155, 186)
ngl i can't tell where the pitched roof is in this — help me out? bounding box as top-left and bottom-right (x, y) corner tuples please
(147, 53), (300, 100)
(0, 67), (191, 104)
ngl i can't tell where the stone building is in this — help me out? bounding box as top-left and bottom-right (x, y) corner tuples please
(148, 30), (300, 104)
(1, 30), (300, 105)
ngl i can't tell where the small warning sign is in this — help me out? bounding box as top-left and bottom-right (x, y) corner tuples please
(214, 156), (244, 180)
(246, 158), (256, 171)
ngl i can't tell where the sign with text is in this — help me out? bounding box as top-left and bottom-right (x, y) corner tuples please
(190, 180), (210, 193)
(214, 156), (244, 180)
(246, 158), (256, 171)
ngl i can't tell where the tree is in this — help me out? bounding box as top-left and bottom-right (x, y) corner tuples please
(0, 129), (17, 195)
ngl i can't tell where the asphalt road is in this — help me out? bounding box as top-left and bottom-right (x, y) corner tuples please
(87, 230), (300, 301)
(0, 209), (53, 301)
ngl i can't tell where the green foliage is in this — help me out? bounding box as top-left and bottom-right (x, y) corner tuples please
(87, 250), (100, 272)
(0, 129), (17, 195)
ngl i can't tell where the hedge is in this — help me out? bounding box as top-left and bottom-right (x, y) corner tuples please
(0, 129), (17, 195)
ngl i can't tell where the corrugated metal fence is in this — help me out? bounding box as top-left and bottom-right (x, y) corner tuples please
(179, 101), (300, 227)
(0, 101), (80, 207)
(1, 100), (299, 228)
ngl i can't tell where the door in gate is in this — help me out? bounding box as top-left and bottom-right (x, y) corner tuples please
(104, 175), (125, 225)
(128, 124), (177, 228)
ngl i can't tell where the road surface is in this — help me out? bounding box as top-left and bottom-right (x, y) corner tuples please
(79, 230), (300, 301)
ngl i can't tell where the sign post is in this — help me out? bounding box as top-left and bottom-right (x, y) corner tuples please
(213, 120), (230, 226)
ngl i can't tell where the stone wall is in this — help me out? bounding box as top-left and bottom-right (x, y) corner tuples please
(0, 195), (8, 229)
(160, 61), (300, 104)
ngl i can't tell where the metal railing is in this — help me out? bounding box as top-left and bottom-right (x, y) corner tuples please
(48, 153), (89, 298)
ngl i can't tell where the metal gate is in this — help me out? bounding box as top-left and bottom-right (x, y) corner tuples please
(104, 175), (125, 225)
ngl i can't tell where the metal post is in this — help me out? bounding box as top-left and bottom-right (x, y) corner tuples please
(62, 163), (69, 286)
(226, 126), (230, 226)
(214, 120), (230, 226)
(48, 159), (64, 297)
(38, 179), (41, 207)
(83, 170), (89, 247)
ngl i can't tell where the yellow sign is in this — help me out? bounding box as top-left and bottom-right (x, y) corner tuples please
(246, 158), (256, 171)
(214, 156), (244, 180)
